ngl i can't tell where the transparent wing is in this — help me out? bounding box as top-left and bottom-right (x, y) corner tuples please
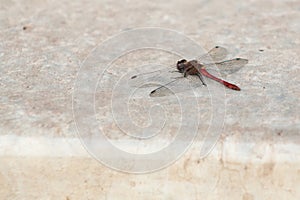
(196, 46), (228, 63)
(128, 64), (203, 97)
(204, 58), (248, 75)
(149, 76), (203, 97)
(128, 66), (180, 88)
(129, 46), (228, 88)
(128, 47), (247, 96)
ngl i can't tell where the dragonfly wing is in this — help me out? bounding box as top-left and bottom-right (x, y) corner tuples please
(128, 67), (180, 88)
(150, 76), (203, 97)
(204, 58), (248, 75)
(196, 46), (228, 63)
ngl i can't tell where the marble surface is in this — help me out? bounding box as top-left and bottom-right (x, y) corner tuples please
(1, 0), (300, 199)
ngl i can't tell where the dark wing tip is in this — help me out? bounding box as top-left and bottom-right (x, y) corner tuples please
(131, 75), (137, 79)
(214, 45), (226, 49)
(149, 89), (157, 97)
(236, 58), (249, 64)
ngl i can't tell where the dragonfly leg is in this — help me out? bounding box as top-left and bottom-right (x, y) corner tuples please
(196, 72), (207, 86)
(183, 66), (194, 77)
(184, 71), (188, 77)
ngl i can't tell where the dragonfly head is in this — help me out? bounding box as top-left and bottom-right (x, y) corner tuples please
(176, 59), (187, 73)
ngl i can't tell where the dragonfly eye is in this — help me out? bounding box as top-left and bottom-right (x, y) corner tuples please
(176, 59), (187, 73)
(177, 59), (187, 64)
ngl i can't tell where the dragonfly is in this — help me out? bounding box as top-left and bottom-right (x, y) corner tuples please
(129, 46), (248, 97)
